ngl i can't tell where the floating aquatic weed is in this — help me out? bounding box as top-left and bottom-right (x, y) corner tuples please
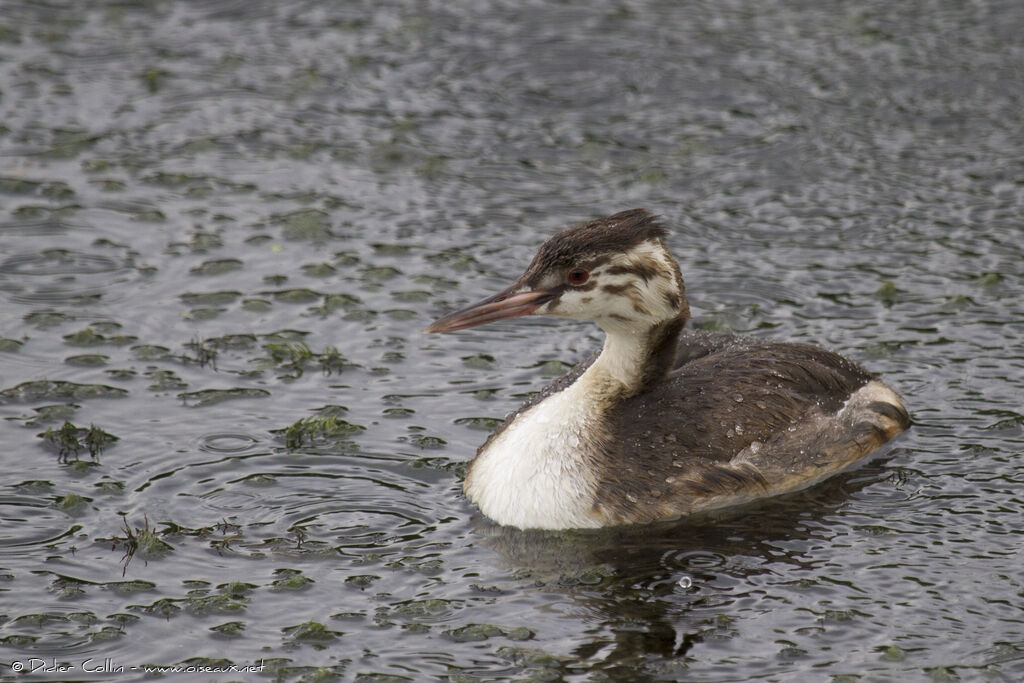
(314, 404), (349, 418)
(207, 333), (259, 350)
(145, 368), (188, 392)
(332, 250), (360, 266)
(371, 242), (413, 255)
(425, 247), (478, 271)
(190, 258), (243, 276)
(384, 309), (417, 320)
(9, 612), (74, 629)
(83, 424), (117, 456)
(180, 290), (241, 306)
(0, 634), (39, 646)
(62, 327), (107, 346)
(495, 645), (570, 675)
(264, 273), (289, 285)
(442, 623), (534, 643)
(301, 262), (336, 277)
(210, 530), (244, 555)
(262, 329), (308, 344)
(186, 307), (224, 323)
(19, 403), (79, 427)
(218, 581), (256, 599)
(409, 455), (460, 474)
(214, 519), (243, 535)
(0, 175), (73, 197)
(186, 593), (247, 616)
(0, 337), (23, 352)
(182, 336), (218, 369)
(320, 346), (347, 375)
(886, 469), (910, 489)
(388, 598), (459, 622)
(361, 265), (401, 282)
(179, 230), (224, 253)
(55, 492), (91, 515)
(282, 621), (341, 650)
(454, 416), (504, 431)
(270, 287), (322, 304)
(875, 281), (902, 306)
(153, 520), (246, 558)
(44, 128), (102, 159)
(273, 208), (334, 242)
(38, 421), (118, 462)
(290, 525), (308, 550)
(103, 514), (173, 576)
(65, 353), (109, 367)
(981, 409), (1024, 431)
(139, 66), (170, 92)
(343, 309), (376, 323)
(23, 309), (72, 328)
(14, 479), (55, 494)
(210, 621), (246, 637)
(461, 353), (495, 369)
(975, 271), (1004, 286)
(178, 387), (270, 407)
(383, 407), (414, 418)
(90, 626), (126, 643)
(94, 480), (125, 495)
(176, 657), (237, 672)
(405, 433), (447, 449)
(262, 340), (315, 378)
(131, 344), (172, 360)
(91, 178), (126, 192)
(105, 578), (157, 596)
(344, 574), (380, 590)
(391, 290), (431, 303)
(273, 415), (366, 449)
(412, 273), (458, 289)
(106, 368), (137, 380)
(270, 568), (314, 591)
(534, 359), (573, 376)
(241, 297), (273, 312)
(879, 644), (906, 662)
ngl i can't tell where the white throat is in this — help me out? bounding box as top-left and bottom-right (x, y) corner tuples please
(588, 325), (652, 391)
(462, 329), (647, 530)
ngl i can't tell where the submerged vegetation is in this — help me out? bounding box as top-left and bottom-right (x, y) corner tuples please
(104, 514), (172, 576)
(261, 340), (349, 378)
(272, 414), (366, 449)
(38, 421), (119, 463)
(183, 336), (219, 369)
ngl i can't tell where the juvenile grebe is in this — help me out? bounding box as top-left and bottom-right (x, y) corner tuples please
(426, 209), (909, 530)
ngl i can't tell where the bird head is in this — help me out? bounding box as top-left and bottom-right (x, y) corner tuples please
(426, 209), (689, 335)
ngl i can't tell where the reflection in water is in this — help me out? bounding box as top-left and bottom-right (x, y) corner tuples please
(472, 465), (897, 674)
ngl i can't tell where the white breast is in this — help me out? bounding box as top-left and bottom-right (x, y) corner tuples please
(463, 380), (605, 530)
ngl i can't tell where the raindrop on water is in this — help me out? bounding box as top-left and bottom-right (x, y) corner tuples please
(677, 575), (693, 589)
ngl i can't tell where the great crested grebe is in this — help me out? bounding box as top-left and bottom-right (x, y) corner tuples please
(426, 209), (909, 530)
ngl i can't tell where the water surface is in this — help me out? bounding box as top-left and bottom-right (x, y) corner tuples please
(1, 1), (1023, 680)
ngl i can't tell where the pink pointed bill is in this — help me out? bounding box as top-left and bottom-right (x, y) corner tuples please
(425, 288), (555, 333)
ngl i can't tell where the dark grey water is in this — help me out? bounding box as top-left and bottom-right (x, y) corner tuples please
(1, 1), (1022, 680)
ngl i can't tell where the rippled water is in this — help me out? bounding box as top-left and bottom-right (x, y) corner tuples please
(1, 1), (1022, 680)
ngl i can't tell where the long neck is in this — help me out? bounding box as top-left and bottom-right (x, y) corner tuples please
(581, 315), (686, 398)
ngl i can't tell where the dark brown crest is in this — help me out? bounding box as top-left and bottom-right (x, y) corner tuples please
(520, 209), (670, 286)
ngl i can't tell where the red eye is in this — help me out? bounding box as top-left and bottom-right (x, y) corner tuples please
(567, 268), (590, 285)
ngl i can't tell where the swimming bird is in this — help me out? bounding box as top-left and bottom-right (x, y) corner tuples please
(426, 209), (909, 530)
